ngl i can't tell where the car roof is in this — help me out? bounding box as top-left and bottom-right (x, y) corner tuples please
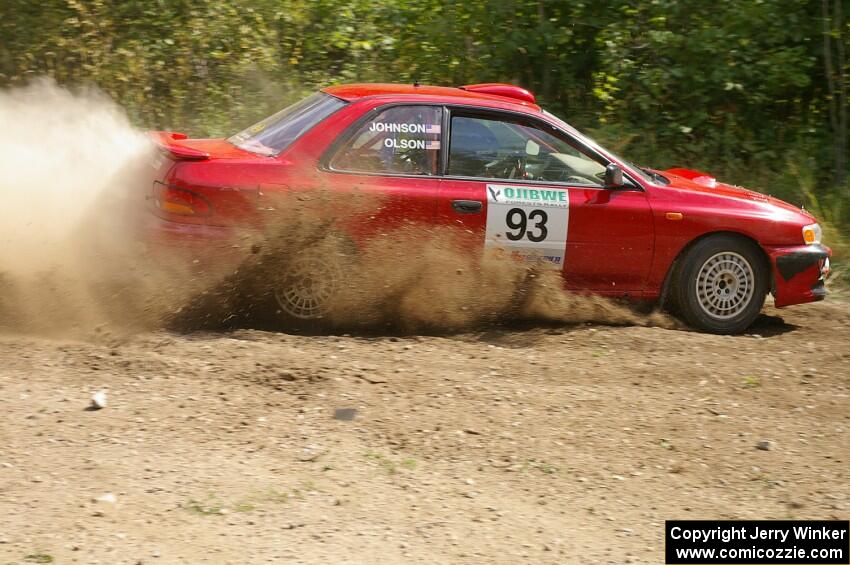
(322, 83), (542, 112)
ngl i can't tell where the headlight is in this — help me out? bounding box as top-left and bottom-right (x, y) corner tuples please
(802, 223), (822, 245)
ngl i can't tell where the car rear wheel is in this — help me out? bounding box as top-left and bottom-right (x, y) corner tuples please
(672, 235), (768, 334)
(271, 235), (354, 326)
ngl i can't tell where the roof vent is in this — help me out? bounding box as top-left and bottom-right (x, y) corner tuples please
(459, 83), (536, 104)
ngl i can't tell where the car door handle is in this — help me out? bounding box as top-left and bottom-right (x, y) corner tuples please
(451, 200), (483, 214)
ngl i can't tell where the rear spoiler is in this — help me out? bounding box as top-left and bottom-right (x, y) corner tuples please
(147, 131), (209, 161)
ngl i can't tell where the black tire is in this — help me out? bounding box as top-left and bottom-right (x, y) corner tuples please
(672, 235), (768, 334)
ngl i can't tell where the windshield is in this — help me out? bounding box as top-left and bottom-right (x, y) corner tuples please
(542, 110), (656, 185)
(229, 92), (346, 156)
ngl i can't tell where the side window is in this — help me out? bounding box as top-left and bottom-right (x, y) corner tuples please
(330, 106), (442, 176)
(448, 114), (607, 185)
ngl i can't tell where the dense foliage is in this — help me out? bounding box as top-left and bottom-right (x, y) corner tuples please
(1, 0), (848, 249)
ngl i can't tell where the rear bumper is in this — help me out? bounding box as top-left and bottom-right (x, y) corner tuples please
(766, 243), (831, 308)
(135, 212), (250, 271)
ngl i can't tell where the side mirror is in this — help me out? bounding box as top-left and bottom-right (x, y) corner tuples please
(605, 164), (624, 188)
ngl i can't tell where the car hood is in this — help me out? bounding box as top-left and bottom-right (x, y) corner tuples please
(658, 167), (815, 221)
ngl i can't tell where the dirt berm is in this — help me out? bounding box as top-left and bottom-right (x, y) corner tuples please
(1, 297), (848, 564)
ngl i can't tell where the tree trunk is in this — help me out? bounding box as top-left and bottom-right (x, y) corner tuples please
(834, 0), (847, 189)
(821, 0), (847, 189)
(538, 0), (551, 102)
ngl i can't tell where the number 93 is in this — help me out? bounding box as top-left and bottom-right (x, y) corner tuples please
(506, 208), (548, 242)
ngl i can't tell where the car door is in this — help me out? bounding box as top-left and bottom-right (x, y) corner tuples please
(435, 108), (655, 294)
(318, 104), (443, 244)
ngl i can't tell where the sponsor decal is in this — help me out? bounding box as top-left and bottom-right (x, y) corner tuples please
(383, 138), (429, 150)
(485, 184), (570, 266)
(488, 185), (568, 207)
(371, 122), (441, 151)
(369, 122), (431, 133)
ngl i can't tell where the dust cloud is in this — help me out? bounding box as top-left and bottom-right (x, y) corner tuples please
(0, 79), (149, 271)
(170, 188), (673, 332)
(0, 79), (671, 337)
(189, 191), (672, 331)
(0, 79), (197, 336)
(322, 227), (673, 332)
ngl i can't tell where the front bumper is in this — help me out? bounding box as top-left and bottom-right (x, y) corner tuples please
(766, 243), (831, 308)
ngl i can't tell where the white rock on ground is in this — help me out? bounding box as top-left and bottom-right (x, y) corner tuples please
(94, 493), (117, 504)
(90, 390), (108, 409)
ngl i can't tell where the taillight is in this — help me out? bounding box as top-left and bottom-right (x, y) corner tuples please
(151, 182), (212, 218)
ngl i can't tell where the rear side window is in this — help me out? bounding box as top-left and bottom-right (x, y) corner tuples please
(330, 105), (442, 176)
(229, 92), (346, 156)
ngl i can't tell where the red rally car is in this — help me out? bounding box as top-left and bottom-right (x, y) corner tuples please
(142, 83), (831, 334)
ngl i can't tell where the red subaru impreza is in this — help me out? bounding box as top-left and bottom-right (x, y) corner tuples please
(141, 82), (830, 333)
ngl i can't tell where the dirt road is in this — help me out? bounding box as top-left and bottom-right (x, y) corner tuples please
(1, 298), (848, 564)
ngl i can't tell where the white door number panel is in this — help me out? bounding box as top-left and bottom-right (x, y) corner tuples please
(485, 184), (569, 266)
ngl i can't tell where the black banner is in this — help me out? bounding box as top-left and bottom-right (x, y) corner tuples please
(666, 520), (849, 564)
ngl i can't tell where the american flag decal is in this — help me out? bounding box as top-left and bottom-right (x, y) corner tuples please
(425, 124), (441, 134)
(426, 140), (441, 150)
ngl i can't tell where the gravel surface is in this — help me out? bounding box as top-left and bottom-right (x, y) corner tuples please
(1, 299), (848, 564)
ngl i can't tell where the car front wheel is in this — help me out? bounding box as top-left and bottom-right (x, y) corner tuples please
(672, 235), (768, 334)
